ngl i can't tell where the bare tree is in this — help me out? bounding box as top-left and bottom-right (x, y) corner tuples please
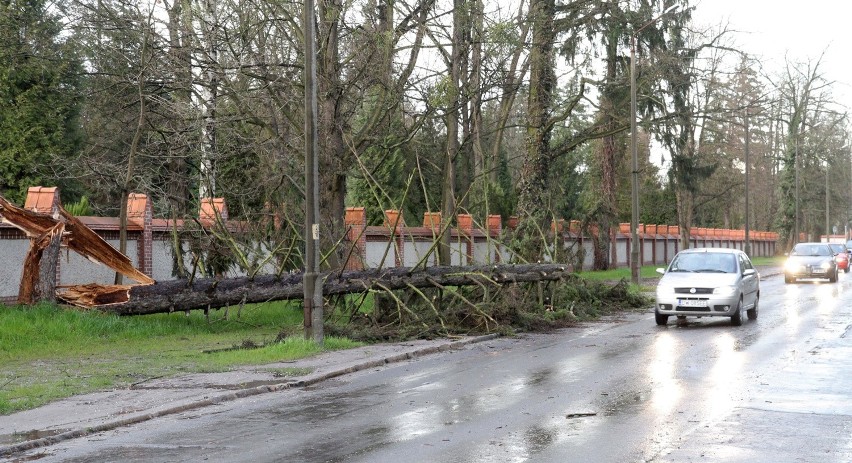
(771, 55), (835, 249)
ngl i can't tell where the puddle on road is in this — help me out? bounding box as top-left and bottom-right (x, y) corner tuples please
(0, 427), (70, 445)
(524, 368), (553, 387)
(522, 425), (558, 453)
(601, 390), (650, 417)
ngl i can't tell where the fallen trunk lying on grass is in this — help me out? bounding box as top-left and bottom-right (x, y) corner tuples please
(58, 264), (575, 315)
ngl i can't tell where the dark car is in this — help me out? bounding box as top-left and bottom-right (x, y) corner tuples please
(828, 243), (850, 273)
(784, 242), (838, 283)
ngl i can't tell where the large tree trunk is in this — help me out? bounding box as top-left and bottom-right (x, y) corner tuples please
(514, 0), (555, 262)
(18, 223), (64, 305)
(318, 0), (346, 270)
(439, 0), (467, 266)
(592, 34), (621, 271)
(58, 264), (574, 315)
(676, 187), (693, 250)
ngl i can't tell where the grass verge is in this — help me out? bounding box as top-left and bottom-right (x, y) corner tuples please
(578, 256), (784, 282)
(576, 265), (662, 282)
(0, 302), (362, 415)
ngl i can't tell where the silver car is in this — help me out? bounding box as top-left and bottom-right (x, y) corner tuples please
(654, 248), (760, 326)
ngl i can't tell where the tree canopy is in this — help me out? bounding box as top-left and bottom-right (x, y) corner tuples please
(2, 0), (850, 272)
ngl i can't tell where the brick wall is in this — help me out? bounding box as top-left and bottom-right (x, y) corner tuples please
(0, 186), (781, 303)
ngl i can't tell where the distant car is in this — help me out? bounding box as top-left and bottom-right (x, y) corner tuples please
(784, 242), (838, 283)
(827, 243), (850, 273)
(654, 248), (759, 326)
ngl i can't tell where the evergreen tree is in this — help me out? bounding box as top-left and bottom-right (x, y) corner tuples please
(0, 0), (84, 203)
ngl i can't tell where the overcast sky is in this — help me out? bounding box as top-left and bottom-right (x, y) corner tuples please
(692, 0), (852, 111)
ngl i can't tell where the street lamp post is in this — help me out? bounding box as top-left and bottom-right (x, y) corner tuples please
(744, 105), (751, 256)
(630, 4), (678, 285)
(629, 35), (640, 285)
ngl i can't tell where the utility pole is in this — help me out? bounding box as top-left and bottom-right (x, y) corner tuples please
(744, 104), (751, 256)
(303, 0), (323, 344)
(795, 137), (799, 244)
(825, 156), (830, 242)
(630, 4), (679, 285)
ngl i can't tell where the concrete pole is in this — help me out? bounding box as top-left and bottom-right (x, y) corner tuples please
(303, 0), (323, 344)
(744, 106), (751, 256)
(630, 35), (640, 286)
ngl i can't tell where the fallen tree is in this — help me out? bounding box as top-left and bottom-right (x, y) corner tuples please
(0, 195), (154, 304)
(58, 264), (575, 315)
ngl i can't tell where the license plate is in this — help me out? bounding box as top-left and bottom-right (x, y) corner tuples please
(678, 299), (707, 308)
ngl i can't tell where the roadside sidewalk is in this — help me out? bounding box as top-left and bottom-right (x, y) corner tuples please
(0, 334), (498, 459)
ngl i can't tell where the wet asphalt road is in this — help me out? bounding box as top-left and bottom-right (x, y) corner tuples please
(16, 271), (852, 463)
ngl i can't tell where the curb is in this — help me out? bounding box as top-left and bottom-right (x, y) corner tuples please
(0, 333), (500, 458)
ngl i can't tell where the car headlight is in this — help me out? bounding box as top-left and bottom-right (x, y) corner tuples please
(784, 260), (799, 271)
(713, 285), (737, 296)
(821, 260), (834, 270)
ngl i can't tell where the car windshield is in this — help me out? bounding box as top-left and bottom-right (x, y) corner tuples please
(829, 244), (845, 254)
(792, 244), (831, 256)
(669, 252), (737, 273)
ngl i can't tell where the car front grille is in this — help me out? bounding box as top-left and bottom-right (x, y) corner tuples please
(674, 287), (713, 294)
(675, 306), (711, 312)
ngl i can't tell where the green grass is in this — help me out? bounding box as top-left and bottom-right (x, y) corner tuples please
(750, 256), (785, 266)
(576, 265), (663, 281)
(0, 302), (362, 415)
(578, 255), (784, 282)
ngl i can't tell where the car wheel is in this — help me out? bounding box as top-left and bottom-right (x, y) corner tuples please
(747, 295), (758, 321)
(830, 270), (838, 283)
(731, 300), (743, 326)
(845, 267), (849, 274)
(784, 274), (793, 284)
(655, 310), (669, 326)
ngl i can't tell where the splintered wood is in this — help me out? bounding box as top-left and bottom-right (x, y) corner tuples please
(58, 284), (134, 307)
(0, 195), (154, 306)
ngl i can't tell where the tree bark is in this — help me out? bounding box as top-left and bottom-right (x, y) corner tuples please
(59, 264), (574, 315)
(317, 0), (347, 270)
(18, 222), (64, 305)
(514, 0), (555, 262)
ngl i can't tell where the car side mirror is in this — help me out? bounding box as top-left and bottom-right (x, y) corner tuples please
(656, 268), (665, 275)
(743, 269), (756, 276)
